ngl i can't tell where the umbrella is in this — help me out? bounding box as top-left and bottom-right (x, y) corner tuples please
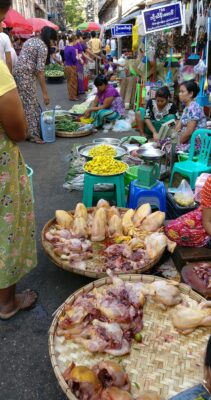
(4, 9), (33, 32)
(27, 18), (59, 32)
(77, 22), (101, 32)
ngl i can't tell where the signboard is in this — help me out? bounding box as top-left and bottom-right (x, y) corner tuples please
(112, 24), (133, 37)
(143, 2), (183, 34)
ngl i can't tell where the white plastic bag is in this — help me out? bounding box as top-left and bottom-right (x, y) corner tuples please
(194, 59), (207, 76)
(174, 179), (194, 207)
(113, 120), (131, 132)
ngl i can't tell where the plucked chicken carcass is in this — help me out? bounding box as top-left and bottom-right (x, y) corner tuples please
(101, 387), (132, 400)
(91, 208), (107, 241)
(63, 364), (102, 400)
(133, 204), (151, 228)
(107, 206), (121, 222)
(74, 203), (88, 221)
(73, 217), (88, 238)
(171, 301), (211, 334)
(148, 280), (182, 309)
(97, 199), (110, 209)
(93, 361), (130, 391)
(145, 233), (167, 259)
(122, 209), (135, 235)
(140, 211), (165, 232)
(55, 210), (73, 229)
(108, 215), (123, 238)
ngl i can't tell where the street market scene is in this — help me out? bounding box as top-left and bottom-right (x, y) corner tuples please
(1, 0), (211, 399)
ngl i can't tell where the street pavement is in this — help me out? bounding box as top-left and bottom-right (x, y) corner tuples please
(0, 81), (128, 400)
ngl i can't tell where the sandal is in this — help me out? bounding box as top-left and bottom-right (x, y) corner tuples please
(0, 289), (38, 320)
(28, 137), (45, 144)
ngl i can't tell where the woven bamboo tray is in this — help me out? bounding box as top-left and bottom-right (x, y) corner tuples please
(56, 130), (92, 138)
(41, 208), (164, 278)
(49, 274), (210, 400)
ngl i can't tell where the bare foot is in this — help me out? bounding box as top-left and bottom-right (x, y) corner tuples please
(0, 290), (38, 319)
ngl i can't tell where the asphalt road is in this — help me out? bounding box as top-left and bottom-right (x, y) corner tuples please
(0, 81), (128, 400)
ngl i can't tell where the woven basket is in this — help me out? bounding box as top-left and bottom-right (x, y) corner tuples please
(56, 130), (92, 138)
(49, 274), (210, 400)
(42, 208), (163, 278)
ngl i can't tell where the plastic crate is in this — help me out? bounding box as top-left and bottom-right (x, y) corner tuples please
(41, 110), (56, 143)
(166, 192), (198, 219)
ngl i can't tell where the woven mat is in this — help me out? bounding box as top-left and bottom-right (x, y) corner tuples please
(49, 275), (209, 400)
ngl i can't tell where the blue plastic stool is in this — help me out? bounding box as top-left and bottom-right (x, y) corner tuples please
(127, 180), (166, 211)
(83, 172), (126, 207)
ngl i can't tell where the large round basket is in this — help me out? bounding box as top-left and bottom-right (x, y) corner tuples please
(41, 208), (164, 278)
(56, 130), (92, 138)
(49, 274), (210, 400)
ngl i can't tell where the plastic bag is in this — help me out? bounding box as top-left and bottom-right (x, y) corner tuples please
(194, 59), (207, 76)
(113, 119), (131, 132)
(177, 65), (196, 84)
(174, 179), (194, 207)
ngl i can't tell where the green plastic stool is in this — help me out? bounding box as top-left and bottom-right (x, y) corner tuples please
(83, 172), (126, 207)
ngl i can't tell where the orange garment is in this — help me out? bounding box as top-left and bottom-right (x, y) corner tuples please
(200, 176), (211, 209)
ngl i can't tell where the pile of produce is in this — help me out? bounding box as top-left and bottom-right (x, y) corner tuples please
(70, 103), (89, 115)
(44, 200), (176, 273)
(84, 156), (128, 175)
(88, 144), (117, 158)
(45, 64), (64, 78)
(55, 117), (80, 132)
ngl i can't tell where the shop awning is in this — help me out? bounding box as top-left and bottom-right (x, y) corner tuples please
(119, 9), (142, 23)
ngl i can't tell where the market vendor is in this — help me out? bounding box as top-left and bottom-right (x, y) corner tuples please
(84, 75), (125, 129)
(135, 86), (179, 140)
(176, 80), (207, 152)
(165, 175), (211, 247)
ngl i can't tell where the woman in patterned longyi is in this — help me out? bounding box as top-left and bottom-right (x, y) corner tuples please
(13, 27), (57, 143)
(0, 0), (37, 320)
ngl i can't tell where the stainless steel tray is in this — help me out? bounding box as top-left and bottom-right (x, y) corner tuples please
(136, 148), (165, 162)
(92, 138), (121, 146)
(78, 143), (128, 160)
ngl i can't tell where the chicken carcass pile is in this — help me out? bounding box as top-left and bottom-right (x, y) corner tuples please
(44, 200), (176, 273)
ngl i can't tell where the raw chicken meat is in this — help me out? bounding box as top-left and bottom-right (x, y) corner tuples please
(133, 204), (151, 228)
(108, 215), (123, 238)
(73, 217), (88, 238)
(122, 209), (135, 235)
(140, 211), (165, 232)
(63, 364), (102, 400)
(93, 361), (130, 391)
(91, 208), (107, 242)
(97, 199), (110, 209)
(171, 302), (211, 334)
(107, 206), (121, 222)
(101, 387), (132, 400)
(149, 280), (182, 309)
(74, 203), (88, 221)
(145, 233), (167, 259)
(55, 210), (73, 229)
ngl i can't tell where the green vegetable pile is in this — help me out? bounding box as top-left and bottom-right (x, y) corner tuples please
(45, 64), (64, 78)
(55, 118), (80, 132)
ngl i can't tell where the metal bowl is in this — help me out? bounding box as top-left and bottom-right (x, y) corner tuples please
(78, 143), (128, 160)
(140, 142), (158, 151)
(136, 148), (165, 162)
(92, 138), (121, 146)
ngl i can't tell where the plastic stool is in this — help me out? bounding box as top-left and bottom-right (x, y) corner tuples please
(83, 173), (126, 207)
(127, 180), (166, 211)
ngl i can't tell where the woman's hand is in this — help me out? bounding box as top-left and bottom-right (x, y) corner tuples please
(43, 94), (50, 106)
(84, 110), (91, 118)
(153, 131), (159, 142)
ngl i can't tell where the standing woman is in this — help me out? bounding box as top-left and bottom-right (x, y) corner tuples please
(0, 0), (37, 319)
(74, 32), (85, 95)
(64, 35), (78, 101)
(59, 33), (66, 62)
(13, 27), (58, 143)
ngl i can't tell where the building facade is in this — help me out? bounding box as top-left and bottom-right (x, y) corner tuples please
(98, 0), (145, 27)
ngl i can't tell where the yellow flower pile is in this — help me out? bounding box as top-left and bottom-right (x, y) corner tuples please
(88, 145), (117, 158)
(84, 156), (128, 175)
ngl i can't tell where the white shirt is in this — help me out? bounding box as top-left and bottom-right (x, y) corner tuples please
(110, 39), (116, 51)
(0, 32), (12, 61)
(59, 39), (64, 51)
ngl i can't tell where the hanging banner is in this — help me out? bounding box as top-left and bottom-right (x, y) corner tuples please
(143, 2), (183, 34)
(112, 24), (133, 37)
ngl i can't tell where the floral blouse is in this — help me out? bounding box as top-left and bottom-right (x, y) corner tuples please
(15, 37), (47, 73)
(181, 101), (207, 130)
(145, 99), (179, 121)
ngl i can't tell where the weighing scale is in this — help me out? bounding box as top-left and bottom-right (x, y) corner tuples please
(135, 147), (165, 189)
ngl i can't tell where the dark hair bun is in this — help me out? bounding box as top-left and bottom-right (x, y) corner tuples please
(180, 80), (200, 98)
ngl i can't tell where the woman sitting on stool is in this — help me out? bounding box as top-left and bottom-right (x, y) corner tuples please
(135, 86), (179, 141)
(84, 75), (125, 129)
